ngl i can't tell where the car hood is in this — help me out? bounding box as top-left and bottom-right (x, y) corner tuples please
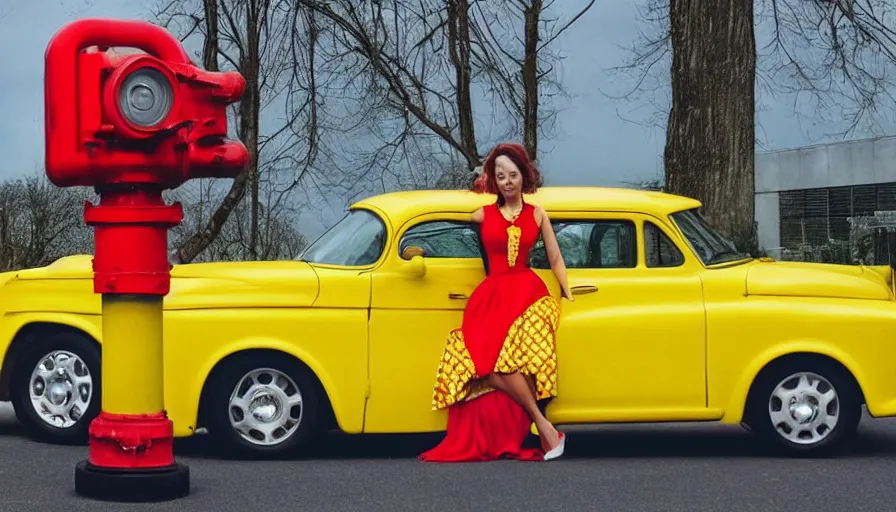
(745, 260), (894, 301)
(10, 255), (321, 309)
(167, 260), (320, 309)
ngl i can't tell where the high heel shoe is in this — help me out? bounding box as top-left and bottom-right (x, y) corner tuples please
(543, 432), (566, 461)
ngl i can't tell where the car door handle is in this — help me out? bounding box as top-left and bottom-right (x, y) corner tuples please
(448, 291), (469, 300)
(570, 285), (598, 295)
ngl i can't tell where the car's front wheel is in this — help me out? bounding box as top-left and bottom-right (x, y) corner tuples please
(204, 352), (325, 459)
(747, 359), (862, 457)
(9, 330), (101, 444)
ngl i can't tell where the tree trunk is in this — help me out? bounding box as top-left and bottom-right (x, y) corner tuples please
(521, 0), (541, 161)
(173, 0), (260, 264)
(664, 0), (756, 251)
(202, 0), (219, 71)
(245, 1), (261, 259)
(446, 0), (479, 169)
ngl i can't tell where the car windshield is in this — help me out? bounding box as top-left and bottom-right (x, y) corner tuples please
(298, 209), (386, 266)
(670, 208), (751, 266)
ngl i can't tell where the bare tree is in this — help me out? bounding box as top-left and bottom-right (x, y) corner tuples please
(624, 174), (665, 192)
(758, 0), (896, 137)
(606, 0), (896, 251)
(615, 0), (896, 137)
(469, 0), (595, 159)
(0, 168), (304, 270)
(434, 163), (477, 190)
(292, 0), (481, 176)
(156, 0), (324, 262)
(294, 0), (595, 192)
(149, 0), (595, 251)
(0, 171), (94, 271)
(169, 174), (307, 262)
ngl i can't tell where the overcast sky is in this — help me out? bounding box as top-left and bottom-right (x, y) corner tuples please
(1, 0), (892, 199)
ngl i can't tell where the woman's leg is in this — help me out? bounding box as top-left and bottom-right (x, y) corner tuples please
(486, 372), (560, 449)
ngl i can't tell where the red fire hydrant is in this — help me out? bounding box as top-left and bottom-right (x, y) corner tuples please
(44, 18), (248, 502)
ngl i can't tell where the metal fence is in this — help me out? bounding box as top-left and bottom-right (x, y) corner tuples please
(766, 210), (896, 266)
(767, 181), (896, 265)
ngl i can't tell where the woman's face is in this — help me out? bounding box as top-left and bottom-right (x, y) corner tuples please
(494, 155), (523, 201)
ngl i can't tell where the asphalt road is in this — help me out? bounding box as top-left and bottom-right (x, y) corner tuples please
(2, 402), (896, 512)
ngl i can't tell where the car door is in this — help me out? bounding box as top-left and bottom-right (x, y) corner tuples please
(365, 212), (486, 433)
(529, 212), (709, 424)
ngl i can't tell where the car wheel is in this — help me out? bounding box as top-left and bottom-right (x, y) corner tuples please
(205, 353), (324, 459)
(9, 330), (101, 444)
(748, 360), (861, 457)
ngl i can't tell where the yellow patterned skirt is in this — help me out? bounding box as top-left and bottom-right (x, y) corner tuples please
(430, 295), (560, 411)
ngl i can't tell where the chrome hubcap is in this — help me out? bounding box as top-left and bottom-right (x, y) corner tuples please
(228, 368), (303, 446)
(769, 372), (839, 445)
(29, 351), (93, 428)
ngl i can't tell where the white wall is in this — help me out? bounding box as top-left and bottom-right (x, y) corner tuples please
(754, 136), (896, 252)
(756, 136), (896, 194)
(755, 191), (780, 251)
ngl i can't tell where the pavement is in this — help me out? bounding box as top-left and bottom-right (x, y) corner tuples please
(2, 402), (896, 512)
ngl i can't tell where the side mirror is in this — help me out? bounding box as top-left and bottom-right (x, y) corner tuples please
(400, 246), (426, 278)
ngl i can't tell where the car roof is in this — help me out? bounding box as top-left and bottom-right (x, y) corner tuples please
(351, 186), (701, 220)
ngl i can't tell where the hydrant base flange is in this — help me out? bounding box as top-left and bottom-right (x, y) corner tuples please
(74, 460), (190, 503)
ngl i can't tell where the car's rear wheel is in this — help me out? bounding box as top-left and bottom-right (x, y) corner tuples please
(747, 359), (862, 457)
(9, 330), (101, 444)
(204, 352), (325, 459)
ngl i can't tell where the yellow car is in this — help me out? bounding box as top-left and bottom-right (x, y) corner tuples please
(1, 186), (895, 458)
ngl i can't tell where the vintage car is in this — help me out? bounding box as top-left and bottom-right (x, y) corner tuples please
(1, 186), (895, 458)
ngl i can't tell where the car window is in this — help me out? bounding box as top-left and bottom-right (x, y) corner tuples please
(644, 221), (685, 267)
(299, 209), (387, 266)
(399, 221), (481, 258)
(530, 220), (637, 269)
(671, 208), (748, 265)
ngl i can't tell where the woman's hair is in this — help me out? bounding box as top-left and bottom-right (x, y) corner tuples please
(470, 143), (542, 203)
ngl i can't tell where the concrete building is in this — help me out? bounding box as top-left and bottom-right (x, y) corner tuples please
(754, 135), (896, 255)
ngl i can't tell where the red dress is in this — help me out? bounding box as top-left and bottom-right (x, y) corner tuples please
(419, 201), (560, 462)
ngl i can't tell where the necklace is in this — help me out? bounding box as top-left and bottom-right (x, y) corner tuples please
(503, 203), (523, 267)
(501, 203), (523, 222)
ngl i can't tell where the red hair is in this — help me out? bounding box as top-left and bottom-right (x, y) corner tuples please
(470, 143), (542, 202)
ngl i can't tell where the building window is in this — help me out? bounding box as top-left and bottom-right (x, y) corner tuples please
(778, 182), (896, 248)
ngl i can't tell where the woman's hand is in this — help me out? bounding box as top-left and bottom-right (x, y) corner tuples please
(561, 286), (574, 302)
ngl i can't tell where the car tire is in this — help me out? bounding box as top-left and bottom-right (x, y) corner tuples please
(747, 358), (862, 457)
(204, 352), (325, 459)
(9, 330), (101, 445)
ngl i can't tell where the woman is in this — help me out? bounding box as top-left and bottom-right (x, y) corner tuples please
(419, 142), (572, 463)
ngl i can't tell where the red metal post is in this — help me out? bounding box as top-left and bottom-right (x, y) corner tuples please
(43, 18), (247, 502)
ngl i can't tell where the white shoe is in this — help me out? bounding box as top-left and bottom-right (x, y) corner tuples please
(543, 432), (566, 461)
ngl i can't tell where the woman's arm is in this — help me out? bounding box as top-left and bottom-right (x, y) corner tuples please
(535, 206), (573, 301)
(471, 207), (488, 275)
(471, 206), (485, 224)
